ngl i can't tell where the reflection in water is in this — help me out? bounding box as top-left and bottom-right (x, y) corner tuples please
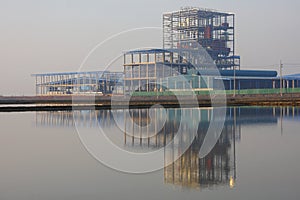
(35, 107), (300, 189)
(164, 115), (238, 189)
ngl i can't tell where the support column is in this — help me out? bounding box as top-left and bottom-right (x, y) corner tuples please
(293, 80), (295, 89)
(123, 54), (126, 95)
(35, 76), (38, 95)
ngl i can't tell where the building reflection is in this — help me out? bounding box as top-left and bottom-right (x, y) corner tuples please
(35, 106), (300, 189)
(162, 108), (239, 189)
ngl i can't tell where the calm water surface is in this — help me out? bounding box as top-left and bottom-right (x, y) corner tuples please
(0, 106), (300, 200)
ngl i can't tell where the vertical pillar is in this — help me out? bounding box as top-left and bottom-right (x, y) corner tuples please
(146, 63), (149, 92)
(41, 76), (44, 95)
(123, 55), (126, 94)
(293, 80), (295, 89)
(154, 53), (157, 91)
(60, 74), (63, 95)
(207, 76), (210, 89)
(139, 53), (141, 91)
(35, 76), (38, 95)
(131, 66), (133, 94)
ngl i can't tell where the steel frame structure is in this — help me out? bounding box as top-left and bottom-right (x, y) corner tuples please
(163, 7), (240, 70)
(123, 49), (201, 95)
(32, 71), (123, 95)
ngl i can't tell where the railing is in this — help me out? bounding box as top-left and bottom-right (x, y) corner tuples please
(132, 88), (300, 96)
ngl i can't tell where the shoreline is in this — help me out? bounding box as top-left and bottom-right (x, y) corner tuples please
(0, 93), (300, 112)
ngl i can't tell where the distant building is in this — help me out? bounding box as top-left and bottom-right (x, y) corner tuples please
(163, 7), (240, 70)
(32, 71), (123, 95)
(32, 7), (300, 96)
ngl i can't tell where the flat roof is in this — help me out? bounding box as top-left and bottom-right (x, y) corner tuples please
(215, 75), (300, 81)
(125, 48), (168, 55)
(282, 74), (300, 80)
(198, 69), (278, 77)
(125, 48), (217, 55)
(215, 76), (277, 81)
(32, 71), (123, 77)
(163, 7), (234, 16)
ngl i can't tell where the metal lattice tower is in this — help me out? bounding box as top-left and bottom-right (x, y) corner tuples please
(163, 7), (240, 70)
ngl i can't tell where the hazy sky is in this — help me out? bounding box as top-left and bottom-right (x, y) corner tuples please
(1, 0), (300, 95)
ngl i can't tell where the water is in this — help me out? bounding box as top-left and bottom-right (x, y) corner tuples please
(0, 107), (300, 200)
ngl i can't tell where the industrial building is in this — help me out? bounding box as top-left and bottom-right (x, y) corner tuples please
(123, 47), (300, 95)
(123, 48), (210, 95)
(32, 71), (123, 95)
(163, 7), (240, 70)
(123, 7), (300, 95)
(32, 7), (300, 96)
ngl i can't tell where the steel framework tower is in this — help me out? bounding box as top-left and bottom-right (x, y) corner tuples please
(163, 7), (240, 70)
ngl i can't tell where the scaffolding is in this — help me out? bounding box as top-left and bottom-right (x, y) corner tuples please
(163, 7), (240, 70)
(32, 71), (123, 95)
(123, 48), (214, 95)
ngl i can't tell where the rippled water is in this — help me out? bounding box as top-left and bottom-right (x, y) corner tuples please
(0, 106), (300, 200)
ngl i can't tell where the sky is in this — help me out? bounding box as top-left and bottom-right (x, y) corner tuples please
(0, 0), (300, 95)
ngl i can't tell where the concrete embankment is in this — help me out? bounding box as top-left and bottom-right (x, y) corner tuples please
(0, 93), (300, 112)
